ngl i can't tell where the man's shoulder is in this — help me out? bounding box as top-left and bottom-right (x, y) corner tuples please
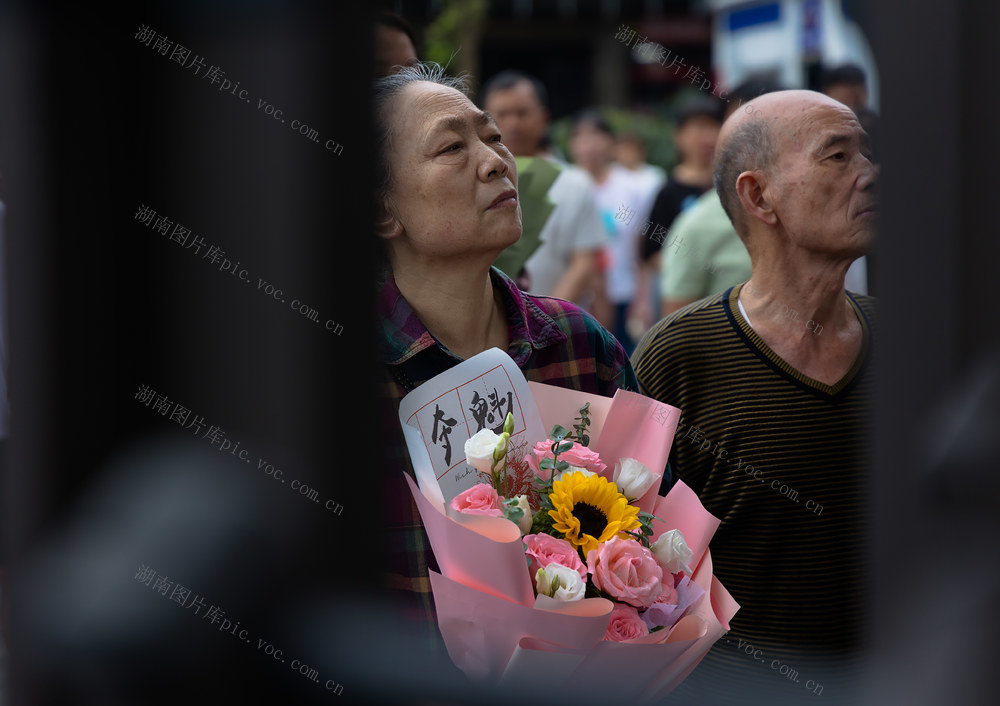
(847, 290), (877, 326)
(636, 291), (731, 352)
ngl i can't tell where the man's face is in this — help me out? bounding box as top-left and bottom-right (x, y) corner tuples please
(384, 82), (521, 261)
(768, 101), (877, 256)
(674, 115), (721, 169)
(482, 81), (549, 157)
(374, 25), (418, 77)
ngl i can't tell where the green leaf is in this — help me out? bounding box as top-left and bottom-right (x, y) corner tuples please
(556, 440), (574, 454)
(554, 460), (569, 471)
(579, 434), (590, 447)
(529, 509), (557, 536)
(550, 425), (570, 442)
(539, 458), (554, 470)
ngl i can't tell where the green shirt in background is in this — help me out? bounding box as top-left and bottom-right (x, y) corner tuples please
(660, 189), (752, 301)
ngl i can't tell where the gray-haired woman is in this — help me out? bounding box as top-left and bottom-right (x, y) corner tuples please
(373, 62), (641, 641)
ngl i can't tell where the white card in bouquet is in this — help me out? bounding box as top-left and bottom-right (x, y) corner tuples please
(398, 348), (546, 503)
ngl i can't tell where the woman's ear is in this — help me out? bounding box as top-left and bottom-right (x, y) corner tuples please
(375, 199), (403, 240)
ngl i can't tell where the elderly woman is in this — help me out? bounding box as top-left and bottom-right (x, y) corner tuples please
(374, 63), (639, 640)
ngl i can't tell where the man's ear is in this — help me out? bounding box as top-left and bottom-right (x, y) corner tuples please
(375, 199), (403, 240)
(735, 170), (778, 227)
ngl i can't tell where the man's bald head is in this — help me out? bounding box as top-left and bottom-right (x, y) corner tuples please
(713, 90), (857, 239)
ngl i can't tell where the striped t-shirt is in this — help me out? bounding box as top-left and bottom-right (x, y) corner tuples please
(632, 282), (874, 696)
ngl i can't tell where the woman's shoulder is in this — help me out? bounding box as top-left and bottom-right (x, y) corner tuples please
(525, 293), (601, 332)
(523, 293), (636, 394)
(523, 293), (623, 357)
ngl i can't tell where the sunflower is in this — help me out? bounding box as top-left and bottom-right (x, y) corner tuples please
(547, 471), (641, 557)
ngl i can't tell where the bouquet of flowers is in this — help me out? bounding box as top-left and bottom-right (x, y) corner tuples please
(402, 378), (738, 702)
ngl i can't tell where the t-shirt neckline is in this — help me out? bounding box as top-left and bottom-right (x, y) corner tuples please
(727, 282), (870, 398)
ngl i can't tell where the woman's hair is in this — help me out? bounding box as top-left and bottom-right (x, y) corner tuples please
(373, 62), (470, 208)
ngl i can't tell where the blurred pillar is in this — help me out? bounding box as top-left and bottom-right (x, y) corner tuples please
(591, 29), (628, 107)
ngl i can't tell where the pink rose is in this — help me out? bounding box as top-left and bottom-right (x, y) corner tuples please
(604, 603), (649, 642)
(523, 533), (588, 582)
(450, 483), (503, 517)
(526, 439), (607, 480)
(654, 580), (678, 606)
(587, 536), (664, 609)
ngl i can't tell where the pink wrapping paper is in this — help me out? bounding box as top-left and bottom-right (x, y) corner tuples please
(651, 479), (721, 572)
(429, 571), (613, 681)
(406, 473), (534, 606)
(405, 378), (739, 700)
(527, 383), (681, 515)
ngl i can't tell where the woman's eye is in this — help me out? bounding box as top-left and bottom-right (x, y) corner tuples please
(490, 134), (503, 143)
(443, 143), (462, 153)
(831, 152), (846, 161)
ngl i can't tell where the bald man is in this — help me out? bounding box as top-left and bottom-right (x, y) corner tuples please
(632, 91), (876, 700)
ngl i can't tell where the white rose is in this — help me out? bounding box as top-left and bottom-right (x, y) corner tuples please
(464, 429), (502, 475)
(650, 529), (693, 574)
(554, 466), (594, 483)
(507, 494), (533, 535)
(535, 562), (587, 602)
(614, 458), (659, 499)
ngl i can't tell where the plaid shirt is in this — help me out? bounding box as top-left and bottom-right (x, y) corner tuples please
(377, 266), (638, 631)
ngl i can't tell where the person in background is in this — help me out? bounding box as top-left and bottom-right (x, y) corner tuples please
(633, 89), (877, 700)
(615, 131), (665, 205)
(374, 10), (419, 77)
(568, 109), (652, 356)
(636, 97), (722, 329)
(480, 71), (606, 304)
(819, 63), (869, 114)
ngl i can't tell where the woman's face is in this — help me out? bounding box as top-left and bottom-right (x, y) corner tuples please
(382, 81), (521, 262)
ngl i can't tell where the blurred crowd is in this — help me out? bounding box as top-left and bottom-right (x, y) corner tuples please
(375, 8), (877, 354)
(376, 11), (875, 355)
